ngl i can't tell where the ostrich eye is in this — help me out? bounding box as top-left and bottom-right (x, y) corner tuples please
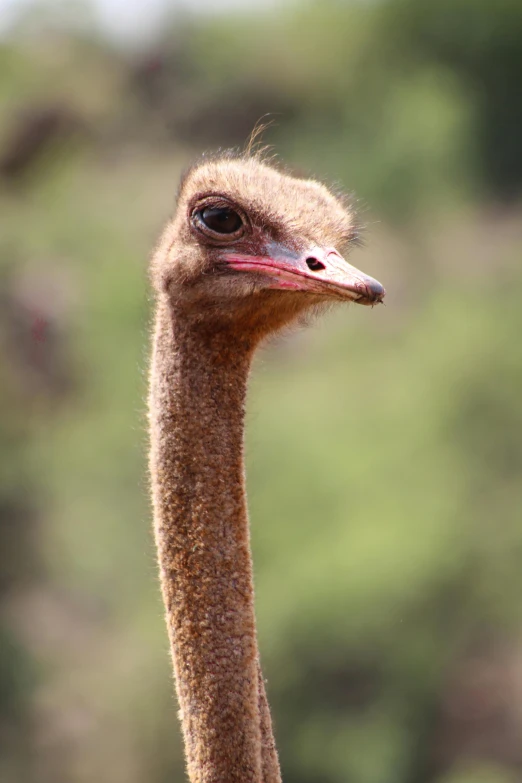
(199, 207), (243, 234)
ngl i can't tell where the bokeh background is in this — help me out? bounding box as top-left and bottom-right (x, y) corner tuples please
(1, 1), (522, 782)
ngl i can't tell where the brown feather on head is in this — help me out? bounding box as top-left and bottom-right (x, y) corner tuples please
(151, 151), (384, 337)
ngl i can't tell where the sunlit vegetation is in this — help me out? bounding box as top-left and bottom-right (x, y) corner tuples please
(1, 2), (522, 782)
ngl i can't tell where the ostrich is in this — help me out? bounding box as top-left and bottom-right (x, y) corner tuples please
(148, 151), (385, 783)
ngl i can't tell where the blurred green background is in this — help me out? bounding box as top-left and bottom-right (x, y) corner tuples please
(1, 1), (522, 782)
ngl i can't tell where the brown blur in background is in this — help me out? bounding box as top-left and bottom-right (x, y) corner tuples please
(1, 1), (522, 782)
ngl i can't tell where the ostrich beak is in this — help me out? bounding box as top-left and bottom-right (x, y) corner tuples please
(223, 242), (385, 306)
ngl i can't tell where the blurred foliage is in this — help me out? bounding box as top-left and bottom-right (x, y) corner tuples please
(1, 1), (522, 782)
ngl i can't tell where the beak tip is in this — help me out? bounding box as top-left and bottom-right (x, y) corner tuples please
(357, 277), (385, 305)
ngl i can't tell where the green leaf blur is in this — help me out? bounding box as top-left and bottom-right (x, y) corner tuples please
(1, 1), (521, 782)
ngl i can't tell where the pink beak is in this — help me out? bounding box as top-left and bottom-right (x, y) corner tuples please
(222, 242), (385, 306)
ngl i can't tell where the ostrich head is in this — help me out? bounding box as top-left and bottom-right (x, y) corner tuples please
(151, 154), (385, 338)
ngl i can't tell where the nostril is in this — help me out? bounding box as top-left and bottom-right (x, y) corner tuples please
(306, 257), (325, 272)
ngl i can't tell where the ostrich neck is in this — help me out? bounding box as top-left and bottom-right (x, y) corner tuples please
(149, 299), (280, 783)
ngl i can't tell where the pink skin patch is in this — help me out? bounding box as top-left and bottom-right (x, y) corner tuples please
(225, 257), (313, 292)
(222, 246), (385, 305)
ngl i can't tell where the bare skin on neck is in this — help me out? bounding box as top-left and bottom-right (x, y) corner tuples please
(148, 153), (384, 783)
